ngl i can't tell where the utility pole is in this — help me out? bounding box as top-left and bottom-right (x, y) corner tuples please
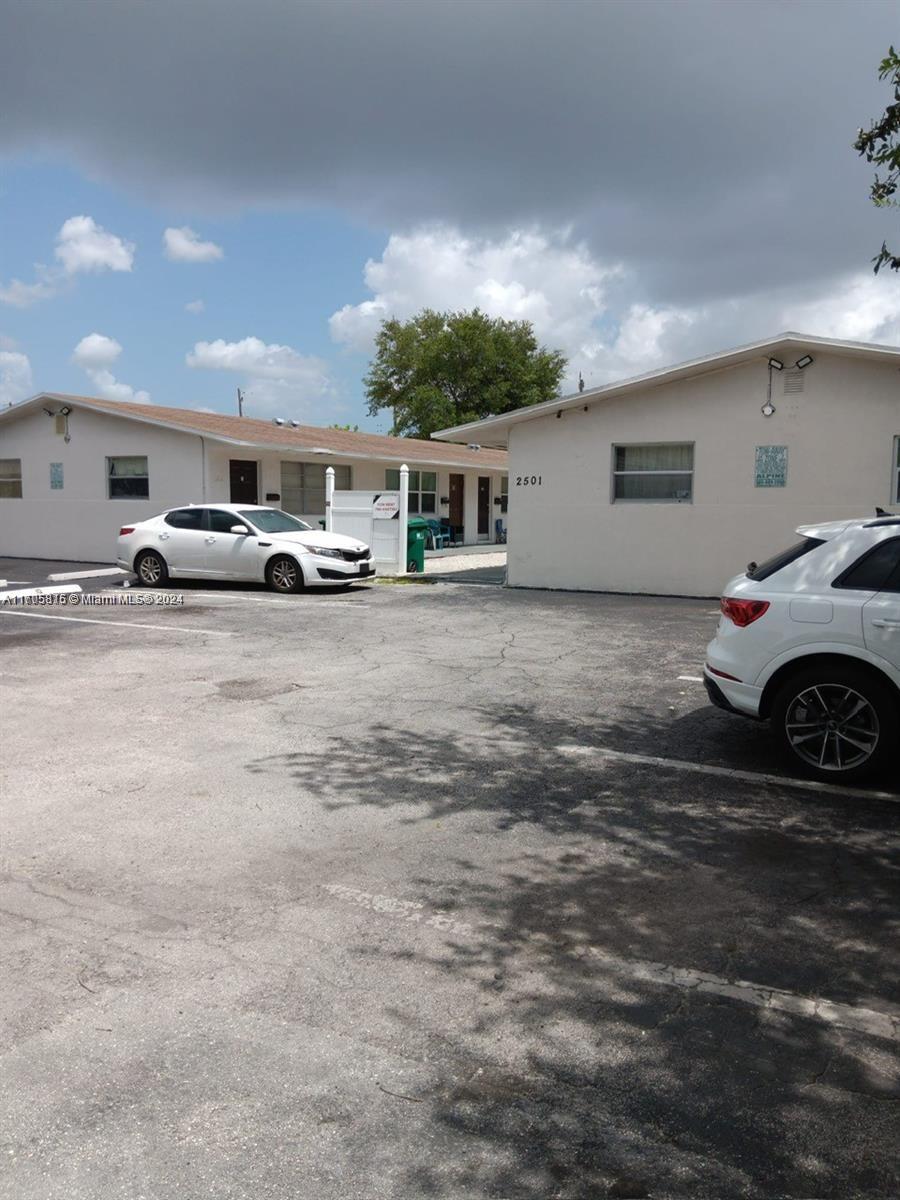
(237, 388), (244, 417)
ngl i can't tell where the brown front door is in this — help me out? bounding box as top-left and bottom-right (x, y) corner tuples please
(477, 476), (490, 537)
(229, 460), (258, 505)
(449, 473), (464, 535)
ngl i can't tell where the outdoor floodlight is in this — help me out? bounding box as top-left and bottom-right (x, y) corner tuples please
(761, 401), (776, 418)
(273, 417), (285, 426)
(767, 358), (784, 371)
(795, 355), (814, 370)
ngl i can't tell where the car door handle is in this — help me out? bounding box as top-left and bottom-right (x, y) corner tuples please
(871, 618), (900, 629)
(159, 533), (169, 540)
(205, 536), (216, 544)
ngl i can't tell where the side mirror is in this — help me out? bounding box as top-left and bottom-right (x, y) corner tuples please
(230, 524), (250, 535)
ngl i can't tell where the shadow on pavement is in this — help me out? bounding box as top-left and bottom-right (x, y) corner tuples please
(246, 704), (900, 1198)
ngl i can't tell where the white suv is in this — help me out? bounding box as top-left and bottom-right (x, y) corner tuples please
(117, 504), (375, 592)
(705, 515), (900, 782)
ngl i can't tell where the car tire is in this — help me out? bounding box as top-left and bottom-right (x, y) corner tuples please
(134, 550), (168, 588)
(266, 555), (304, 594)
(771, 663), (899, 783)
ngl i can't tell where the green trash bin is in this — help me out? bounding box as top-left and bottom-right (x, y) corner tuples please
(406, 516), (428, 573)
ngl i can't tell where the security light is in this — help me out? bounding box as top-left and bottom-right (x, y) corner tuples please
(767, 358), (783, 371)
(59, 406), (72, 416)
(467, 443), (481, 451)
(273, 417), (285, 426)
(289, 419), (300, 428)
(761, 401), (776, 417)
(795, 355), (814, 370)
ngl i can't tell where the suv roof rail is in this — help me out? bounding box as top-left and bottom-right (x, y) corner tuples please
(863, 516), (900, 527)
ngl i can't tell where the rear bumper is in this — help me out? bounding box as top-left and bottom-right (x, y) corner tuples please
(703, 667), (763, 720)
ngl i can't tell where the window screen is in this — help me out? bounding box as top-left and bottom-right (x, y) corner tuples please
(280, 462), (351, 515)
(612, 443), (693, 502)
(0, 458), (22, 498)
(108, 456), (149, 499)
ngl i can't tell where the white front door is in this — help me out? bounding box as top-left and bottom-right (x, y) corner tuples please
(204, 508), (263, 579)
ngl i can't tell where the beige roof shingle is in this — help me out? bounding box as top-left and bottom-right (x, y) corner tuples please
(29, 392), (509, 470)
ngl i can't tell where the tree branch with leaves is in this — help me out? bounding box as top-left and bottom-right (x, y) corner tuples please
(854, 46), (900, 273)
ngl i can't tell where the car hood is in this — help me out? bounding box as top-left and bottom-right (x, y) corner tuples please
(268, 530), (369, 553)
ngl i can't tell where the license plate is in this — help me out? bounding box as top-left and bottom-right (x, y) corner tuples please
(359, 564), (372, 576)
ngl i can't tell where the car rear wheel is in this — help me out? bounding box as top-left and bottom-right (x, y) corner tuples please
(772, 664), (898, 782)
(135, 550), (168, 587)
(266, 555), (304, 594)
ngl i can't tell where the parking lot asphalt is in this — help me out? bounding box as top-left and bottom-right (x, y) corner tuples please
(1, 571), (898, 1199)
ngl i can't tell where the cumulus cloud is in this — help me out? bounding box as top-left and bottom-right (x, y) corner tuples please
(0, 350), (33, 407)
(0, 215), (134, 307)
(185, 298), (205, 313)
(72, 332), (150, 403)
(72, 332), (123, 368)
(163, 227), (223, 263)
(186, 336), (332, 415)
(55, 215), (134, 274)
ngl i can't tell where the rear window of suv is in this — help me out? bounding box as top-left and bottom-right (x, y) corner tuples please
(833, 537), (900, 592)
(746, 537), (825, 582)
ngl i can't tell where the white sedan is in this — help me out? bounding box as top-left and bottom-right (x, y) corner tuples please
(117, 503), (375, 592)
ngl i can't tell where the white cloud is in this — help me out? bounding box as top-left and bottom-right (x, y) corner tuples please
(777, 272), (900, 346)
(0, 350), (33, 407)
(71, 332), (150, 403)
(185, 298), (205, 313)
(55, 215), (134, 274)
(164, 227), (224, 263)
(0, 215), (134, 308)
(186, 335), (332, 415)
(72, 332), (123, 368)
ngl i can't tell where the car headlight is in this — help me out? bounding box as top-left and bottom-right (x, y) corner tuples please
(302, 544), (343, 559)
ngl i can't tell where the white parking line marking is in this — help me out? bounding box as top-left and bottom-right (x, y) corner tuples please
(677, 675), (704, 682)
(47, 567), (127, 582)
(555, 743), (899, 802)
(0, 611), (231, 636)
(0, 584), (82, 602)
(323, 883), (899, 1043)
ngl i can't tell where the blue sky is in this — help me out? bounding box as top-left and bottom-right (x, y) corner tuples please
(1, 0), (898, 430)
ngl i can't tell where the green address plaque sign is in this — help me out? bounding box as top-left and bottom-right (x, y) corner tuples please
(755, 445), (788, 488)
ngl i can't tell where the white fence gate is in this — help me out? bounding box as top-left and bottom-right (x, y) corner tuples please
(326, 464), (410, 574)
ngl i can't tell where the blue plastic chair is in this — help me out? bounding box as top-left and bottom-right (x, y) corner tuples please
(495, 518), (507, 544)
(426, 519), (450, 549)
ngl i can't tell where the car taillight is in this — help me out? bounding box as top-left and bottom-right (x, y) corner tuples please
(119, 526), (135, 536)
(720, 597), (770, 627)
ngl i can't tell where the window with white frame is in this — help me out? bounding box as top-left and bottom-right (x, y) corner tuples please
(280, 461), (351, 515)
(612, 443), (694, 502)
(385, 468), (437, 514)
(0, 458), (22, 498)
(894, 437), (900, 504)
(107, 456), (148, 499)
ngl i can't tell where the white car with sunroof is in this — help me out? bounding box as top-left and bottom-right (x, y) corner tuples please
(117, 504), (375, 592)
(705, 513), (900, 782)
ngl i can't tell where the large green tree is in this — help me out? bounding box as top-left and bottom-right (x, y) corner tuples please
(364, 308), (567, 438)
(854, 46), (900, 273)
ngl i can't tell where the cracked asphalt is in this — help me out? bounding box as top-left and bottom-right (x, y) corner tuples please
(1, 569), (898, 1199)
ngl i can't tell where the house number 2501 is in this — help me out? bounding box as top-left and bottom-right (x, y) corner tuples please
(515, 475), (542, 486)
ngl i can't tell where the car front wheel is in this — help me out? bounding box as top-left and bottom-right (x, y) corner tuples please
(266, 555), (304, 594)
(135, 550), (168, 588)
(772, 664), (898, 782)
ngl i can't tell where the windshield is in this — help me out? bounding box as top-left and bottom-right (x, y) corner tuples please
(239, 508), (312, 533)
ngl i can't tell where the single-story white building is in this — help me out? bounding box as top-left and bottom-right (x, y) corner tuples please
(0, 394), (508, 562)
(434, 332), (900, 597)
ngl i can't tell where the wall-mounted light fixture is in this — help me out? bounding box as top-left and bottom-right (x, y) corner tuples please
(763, 357), (781, 417)
(556, 410), (562, 419)
(44, 405), (72, 442)
(767, 358), (784, 371)
(761, 401), (776, 418)
(467, 443), (481, 451)
(795, 354), (814, 370)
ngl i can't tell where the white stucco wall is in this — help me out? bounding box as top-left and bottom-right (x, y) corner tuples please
(0, 405), (204, 561)
(0, 405), (508, 561)
(506, 352), (900, 597)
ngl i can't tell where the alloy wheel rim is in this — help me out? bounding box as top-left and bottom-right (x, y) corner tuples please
(141, 558), (161, 584)
(272, 560), (296, 590)
(785, 684), (879, 772)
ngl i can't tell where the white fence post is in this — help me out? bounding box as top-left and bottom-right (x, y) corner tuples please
(398, 463), (409, 575)
(325, 466), (335, 532)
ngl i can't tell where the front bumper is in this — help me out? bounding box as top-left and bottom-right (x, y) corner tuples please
(306, 555), (376, 583)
